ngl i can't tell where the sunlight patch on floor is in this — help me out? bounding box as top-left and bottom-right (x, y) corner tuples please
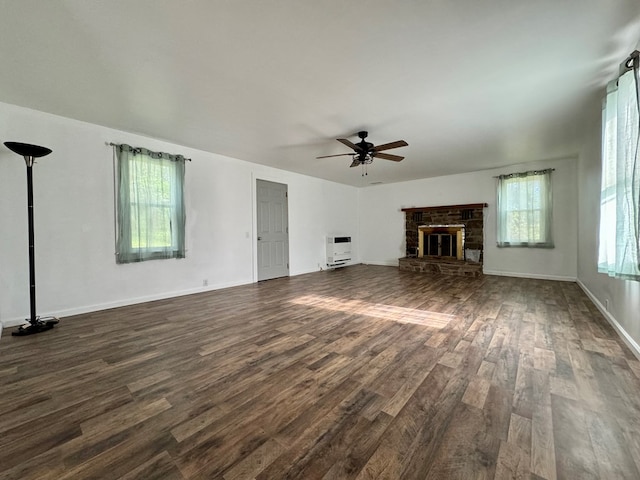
(290, 294), (454, 328)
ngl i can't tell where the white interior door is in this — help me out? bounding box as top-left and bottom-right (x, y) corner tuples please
(256, 179), (289, 281)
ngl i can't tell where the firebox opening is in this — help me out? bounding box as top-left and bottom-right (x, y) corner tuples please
(418, 224), (465, 260)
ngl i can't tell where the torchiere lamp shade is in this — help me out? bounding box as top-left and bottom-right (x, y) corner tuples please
(4, 142), (52, 158)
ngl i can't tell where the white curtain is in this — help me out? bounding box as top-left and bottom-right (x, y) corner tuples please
(496, 169), (553, 248)
(598, 60), (640, 280)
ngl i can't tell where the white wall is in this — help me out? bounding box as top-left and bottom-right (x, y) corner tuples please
(0, 102), (359, 326)
(359, 157), (578, 281)
(577, 104), (640, 354)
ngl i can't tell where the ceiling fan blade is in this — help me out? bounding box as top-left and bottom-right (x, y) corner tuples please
(337, 138), (363, 152)
(316, 153), (356, 159)
(349, 159), (361, 168)
(374, 152), (404, 162)
(373, 140), (408, 152)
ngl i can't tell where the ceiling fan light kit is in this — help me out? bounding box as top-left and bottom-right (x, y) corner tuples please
(317, 131), (408, 175)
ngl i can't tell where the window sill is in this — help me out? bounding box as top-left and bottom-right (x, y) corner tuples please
(496, 243), (555, 248)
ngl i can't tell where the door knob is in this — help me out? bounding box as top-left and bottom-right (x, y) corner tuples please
(257, 236), (262, 241)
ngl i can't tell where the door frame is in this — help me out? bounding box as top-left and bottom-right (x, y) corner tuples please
(251, 173), (290, 283)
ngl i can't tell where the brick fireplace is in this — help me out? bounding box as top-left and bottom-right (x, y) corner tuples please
(399, 203), (487, 276)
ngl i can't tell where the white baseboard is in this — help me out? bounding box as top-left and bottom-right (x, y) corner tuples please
(362, 260), (398, 267)
(0, 279), (252, 329)
(294, 262), (359, 274)
(483, 269), (576, 282)
(577, 280), (640, 360)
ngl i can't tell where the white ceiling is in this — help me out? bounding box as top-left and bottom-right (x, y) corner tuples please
(1, 1), (640, 186)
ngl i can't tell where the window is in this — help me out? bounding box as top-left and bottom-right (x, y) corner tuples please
(598, 51), (640, 281)
(496, 169), (553, 248)
(115, 144), (186, 263)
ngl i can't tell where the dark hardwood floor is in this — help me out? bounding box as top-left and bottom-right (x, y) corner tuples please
(1, 265), (639, 479)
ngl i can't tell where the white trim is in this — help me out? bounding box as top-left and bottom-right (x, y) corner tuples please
(291, 266), (326, 275)
(577, 280), (640, 361)
(482, 269), (576, 282)
(0, 279), (251, 329)
(362, 260), (398, 267)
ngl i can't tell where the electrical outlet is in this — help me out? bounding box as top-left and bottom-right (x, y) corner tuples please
(203, 279), (208, 287)
(605, 299), (609, 311)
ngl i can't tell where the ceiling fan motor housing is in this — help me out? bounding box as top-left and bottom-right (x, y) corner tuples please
(357, 131), (373, 151)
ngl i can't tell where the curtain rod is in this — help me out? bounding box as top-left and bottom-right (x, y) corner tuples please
(620, 50), (639, 75)
(493, 168), (555, 178)
(106, 142), (192, 161)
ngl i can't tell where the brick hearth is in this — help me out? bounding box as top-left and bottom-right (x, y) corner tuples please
(398, 256), (483, 277)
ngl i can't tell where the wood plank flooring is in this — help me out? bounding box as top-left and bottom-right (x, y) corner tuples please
(1, 265), (640, 479)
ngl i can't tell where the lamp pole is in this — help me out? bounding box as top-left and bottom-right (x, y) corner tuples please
(25, 152), (37, 322)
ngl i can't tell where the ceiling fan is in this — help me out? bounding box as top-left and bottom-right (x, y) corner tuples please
(316, 131), (408, 168)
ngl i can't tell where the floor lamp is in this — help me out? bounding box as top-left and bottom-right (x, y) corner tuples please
(4, 142), (59, 336)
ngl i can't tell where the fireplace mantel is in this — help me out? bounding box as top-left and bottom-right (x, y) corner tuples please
(401, 203), (488, 213)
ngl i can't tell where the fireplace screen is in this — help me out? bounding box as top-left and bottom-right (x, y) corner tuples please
(426, 233), (457, 257)
(418, 225), (465, 260)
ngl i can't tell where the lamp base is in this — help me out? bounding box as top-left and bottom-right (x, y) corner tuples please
(11, 317), (59, 336)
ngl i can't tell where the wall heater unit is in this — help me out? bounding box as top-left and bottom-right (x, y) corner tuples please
(327, 236), (351, 268)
